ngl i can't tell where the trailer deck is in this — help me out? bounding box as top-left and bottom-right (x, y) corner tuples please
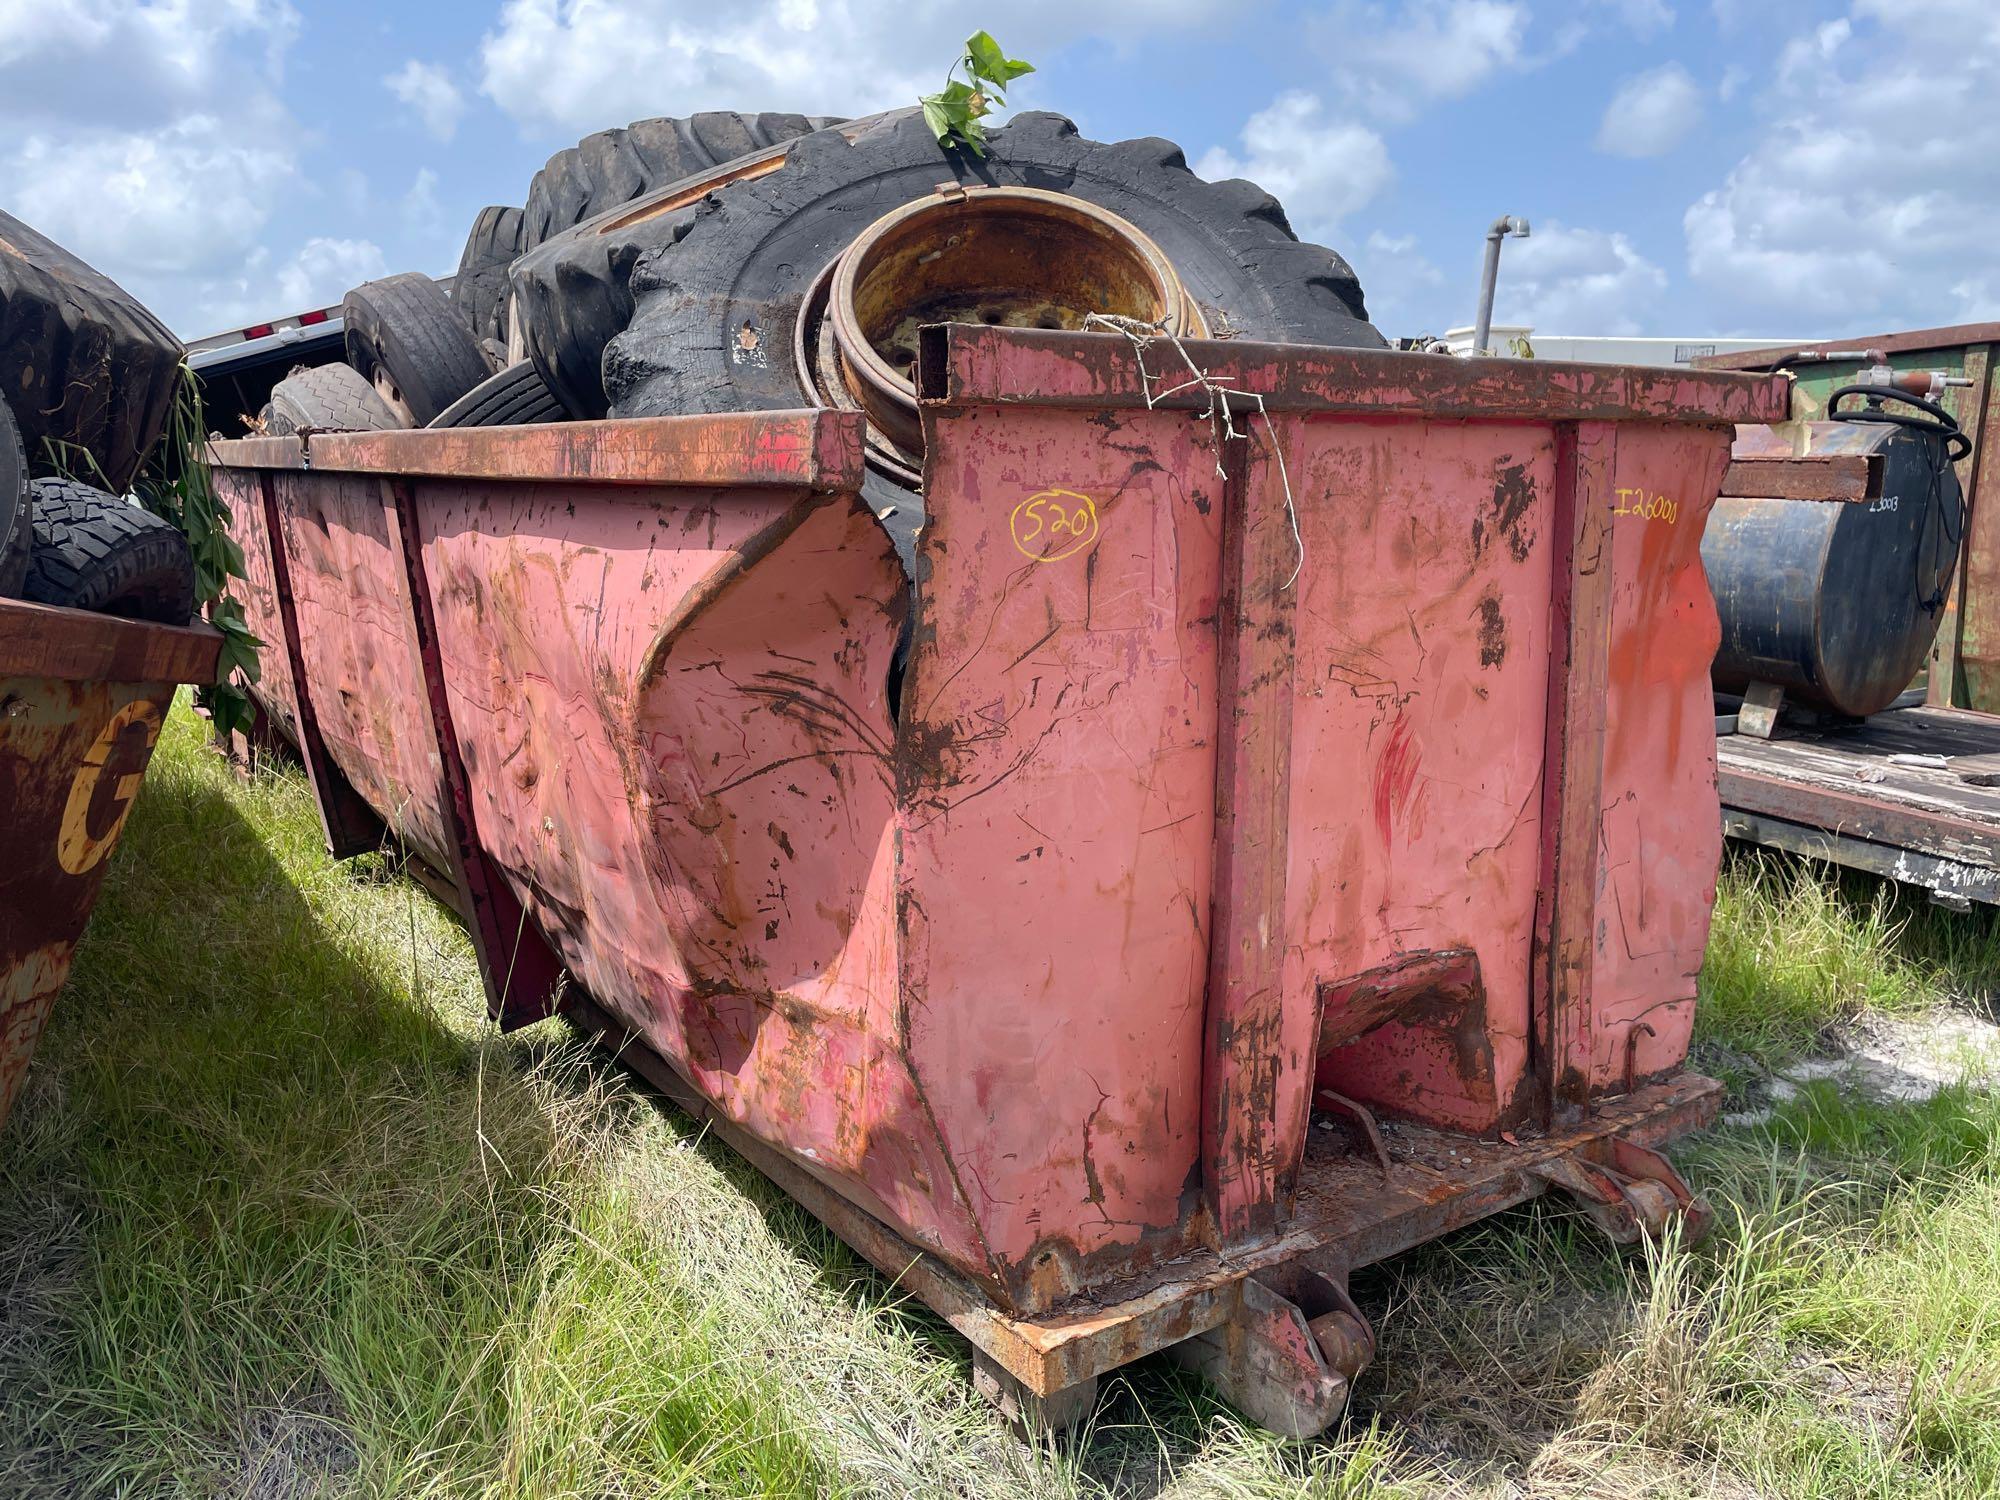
(1718, 703), (2000, 907)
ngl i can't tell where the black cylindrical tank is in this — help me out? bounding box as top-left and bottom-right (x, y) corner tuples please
(1705, 404), (1964, 718)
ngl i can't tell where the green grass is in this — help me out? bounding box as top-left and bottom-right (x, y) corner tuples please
(1698, 848), (2000, 1063)
(6, 702), (2000, 1496)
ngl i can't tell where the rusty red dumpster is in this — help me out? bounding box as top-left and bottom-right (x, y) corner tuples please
(0, 597), (220, 1131)
(208, 328), (1787, 1435)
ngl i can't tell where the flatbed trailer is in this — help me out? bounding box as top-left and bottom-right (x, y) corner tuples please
(1718, 702), (2000, 907)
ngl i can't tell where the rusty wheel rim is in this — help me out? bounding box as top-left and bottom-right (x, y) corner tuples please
(824, 185), (1203, 471)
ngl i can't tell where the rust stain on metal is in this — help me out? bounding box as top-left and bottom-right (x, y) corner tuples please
(0, 599), (219, 1132)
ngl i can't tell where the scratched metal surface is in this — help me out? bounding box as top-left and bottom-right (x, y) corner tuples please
(0, 673), (177, 1130)
(903, 405), (1225, 1309)
(1290, 420), (1557, 1133)
(1591, 423), (1734, 1086)
(214, 465), (301, 743)
(270, 469), (451, 870)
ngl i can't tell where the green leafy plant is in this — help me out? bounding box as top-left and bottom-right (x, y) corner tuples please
(137, 365), (261, 738)
(919, 30), (1034, 154)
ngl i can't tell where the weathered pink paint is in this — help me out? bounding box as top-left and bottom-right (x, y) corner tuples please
(210, 331), (1788, 1328)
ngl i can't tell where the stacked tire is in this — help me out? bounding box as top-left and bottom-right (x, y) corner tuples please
(0, 213), (194, 620)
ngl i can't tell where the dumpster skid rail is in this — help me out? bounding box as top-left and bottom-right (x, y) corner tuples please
(209, 328), (1787, 1435)
(1, 598), (221, 1130)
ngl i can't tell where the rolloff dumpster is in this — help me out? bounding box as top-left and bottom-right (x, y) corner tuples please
(0, 598), (220, 1131)
(209, 327), (1787, 1435)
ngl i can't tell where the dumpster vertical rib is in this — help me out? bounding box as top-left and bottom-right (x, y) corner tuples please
(254, 470), (384, 859)
(1202, 431), (1303, 1247)
(1533, 421), (1616, 1126)
(383, 476), (568, 1029)
(1936, 343), (1999, 707)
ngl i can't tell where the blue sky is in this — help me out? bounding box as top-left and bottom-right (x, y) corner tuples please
(3, 1), (1992, 343)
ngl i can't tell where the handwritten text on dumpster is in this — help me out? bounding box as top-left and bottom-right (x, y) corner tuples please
(1612, 487), (1678, 525)
(1010, 489), (1101, 562)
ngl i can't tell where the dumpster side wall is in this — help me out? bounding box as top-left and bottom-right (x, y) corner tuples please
(1297, 419), (1559, 1132)
(1593, 423), (1732, 1087)
(216, 467), (302, 743)
(272, 470), (451, 870)
(900, 405), (1226, 1307)
(412, 475), (996, 1282)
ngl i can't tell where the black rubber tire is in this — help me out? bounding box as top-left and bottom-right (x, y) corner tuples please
(428, 361), (566, 428)
(0, 397), (30, 598)
(453, 205), (524, 350)
(0, 210), (182, 495)
(266, 362), (402, 435)
(511, 111), (846, 419)
(23, 477), (194, 625)
(342, 274), (489, 427)
(604, 109), (1382, 435)
(523, 111), (842, 249)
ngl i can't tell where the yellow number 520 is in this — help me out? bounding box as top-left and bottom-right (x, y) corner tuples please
(1009, 489), (1100, 563)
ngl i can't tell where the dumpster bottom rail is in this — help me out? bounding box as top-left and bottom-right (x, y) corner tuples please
(569, 995), (1722, 1438)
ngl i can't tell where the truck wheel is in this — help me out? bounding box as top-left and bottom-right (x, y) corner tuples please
(266, 362), (402, 435)
(23, 477), (195, 625)
(604, 109), (1381, 501)
(342, 273), (489, 426)
(452, 205), (524, 354)
(428, 361), (566, 428)
(0, 210), (182, 495)
(0, 398), (30, 598)
(511, 111), (845, 418)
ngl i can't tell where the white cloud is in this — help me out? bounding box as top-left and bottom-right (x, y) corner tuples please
(1309, 0), (1531, 122)
(1684, 0), (2000, 331)
(1353, 229), (1451, 336)
(400, 167), (446, 241)
(194, 236), (390, 335)
(0, 0), (310, 332)
(1492, 222), (1666, 334)
(1596, 63), (1700, 156)
(385, 59), (465, 141)
(478, 0), (1229, 134)
(1592, 0), (1672, 33)
(1196, 92), (1392, 240)
(4, 110), (295, 279)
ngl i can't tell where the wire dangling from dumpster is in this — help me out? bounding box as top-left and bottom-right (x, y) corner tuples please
(1082, 312), (1307, 588)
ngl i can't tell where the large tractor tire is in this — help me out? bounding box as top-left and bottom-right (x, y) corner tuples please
(342, 274), (489, 427)
(604, 109), (1381, 508)
(22, 477), (195, 625)
(0, 210), (182, 494)
(0, 397), (29, 598)
(510, 111), (845, 418)
(452, 205), (525, 352)
(523, 110), (842, 249)
(265, 362), (402, 435)
(428, 361), (566, 428)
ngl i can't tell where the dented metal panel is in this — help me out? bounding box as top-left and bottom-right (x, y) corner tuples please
(208, 329), (1786, 1408)
(0, 599), (221, 1130)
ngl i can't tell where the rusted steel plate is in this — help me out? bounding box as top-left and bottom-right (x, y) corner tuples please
(0, 598), (218, 686)
(1202, 433), (1303, 1249)
(213, 464), (300, 742)
(1721, 453), (1883, 502)
(0, 600), (221, 1131)
(1695, 323), (2000, 369)
(267, 469), (453, 870)
(919, 324), (1791, 424)
(204, 434), (306, 470)
(310, 410), (864, 490)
